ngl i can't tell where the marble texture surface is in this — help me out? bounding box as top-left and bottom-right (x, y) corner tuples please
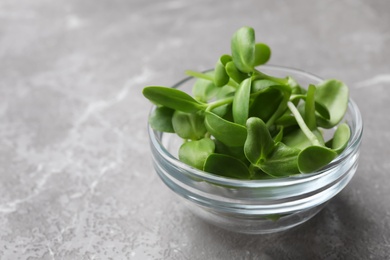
(0, 0), (389, 259)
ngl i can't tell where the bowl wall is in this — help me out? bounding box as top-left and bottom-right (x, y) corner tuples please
(148, 65), (363, 234)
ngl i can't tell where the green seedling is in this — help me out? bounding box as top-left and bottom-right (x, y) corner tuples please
(179, 138), (215, 170)
(143, 26), (351, 179)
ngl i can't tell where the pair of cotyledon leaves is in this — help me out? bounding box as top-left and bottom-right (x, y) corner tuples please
(143, 26), (351, 179)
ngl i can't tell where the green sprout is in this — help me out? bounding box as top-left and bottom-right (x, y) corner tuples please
(143, 26), (351, 179)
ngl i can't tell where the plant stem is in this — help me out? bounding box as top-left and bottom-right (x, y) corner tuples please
(206, 96), (234, 112)
(287, 101), (322, 146)
(185, 70), (214, 81)
(289, 94), (305, 102)
(305, 84), (316, 130)
(253, 69), (289, 86)
(265, 95), (288, 128)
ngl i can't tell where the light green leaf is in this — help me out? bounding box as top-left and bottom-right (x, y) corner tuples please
(254, 43), (271, 66)
(233, 78), (251, 125)
(214, 55), (232, 87)
(225, 61), (248, 83)
(251, 79), (279, 93)
(179, 138), (215, 170)
(244, 117), (275, 165)
(148, 106), (175, 133)
(172, 111), (207, 140)
(330, 123), (351, 154)
(231, 26), (256, 73)
(298, 146), (338, 173)
(192, 78), (219, 102)
(260, 142), (300, 177)
(143, 86), (206, 113)
(204, 111), (247, 147)
(315, 79), (349, 128)
(216, 85), (236, 99)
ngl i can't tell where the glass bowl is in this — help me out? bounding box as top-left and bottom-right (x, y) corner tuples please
(147, 65), (363, 234)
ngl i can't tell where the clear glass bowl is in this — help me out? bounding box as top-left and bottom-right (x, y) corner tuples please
(147, 65), (363, 234)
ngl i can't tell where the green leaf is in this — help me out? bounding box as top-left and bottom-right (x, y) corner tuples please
(172, 111), (207, 140)
(270, 83), (292, 94)
(204, 111), (247, 147)
(251, 79), (279, 93)
(331, 123), (351, 154)
(244, 117), (275, 165)
(179, 138), (215, 170)
(216, 85), (236, 99)
(273, 126), (284, 143)
(214, 139), (247, 163)
(275, 113), (297, 127)
(287, 101), (323, 147)
(192, 78), (219, 102)
(204, 153), (250, 179)
(143, 86), (206, 113)
(290, 94), (330, 120)
(249, 88), (283, 122)
(286, 76), (299, 88)
(292, 85), (305, 95)
(225, 61), (248, 83)
(283, 128), (325, 150)
(231, 26), (256, 73)
(260, 142), (300, 177)
(233, 78), (251, 125)
(252, 69), (291, 87)
(148, 106), (175, 133)
(315, 101), (331, 120)
(214, 54), (232, 87)
(315, 79), (349, 128)
(298, 146), (338, 173)
(263, 85), (292, 128)
(305, 84), (317, 130)
(250, 168), (276, 180)
(210, 103), (231, 118)
(254, 43), (271, 66)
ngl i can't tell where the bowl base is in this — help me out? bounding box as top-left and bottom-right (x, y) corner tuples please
(182, 199), (327, 234)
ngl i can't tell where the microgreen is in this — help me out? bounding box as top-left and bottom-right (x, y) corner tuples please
(172, 111), (207, 140)
(192, 72), (219, 103)
(214, 55), (232, 87)
(179, 138), (215, 170)
(233, 78), (251, 125)
(315, 79), (349, 128)
(204, 153), (251, 179)
(204, 111), (247, 147)
(225, 61), (248, 84)
(142, 86), (206, 113)
(231, 26), (256, 73)
(148, 106), (175, 133)
(142, 26), (351, 180)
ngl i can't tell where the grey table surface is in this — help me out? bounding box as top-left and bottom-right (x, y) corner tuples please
(1, 0), (390, 259)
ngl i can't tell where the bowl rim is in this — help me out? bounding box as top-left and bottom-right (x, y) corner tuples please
(148, 65), (363, 188)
